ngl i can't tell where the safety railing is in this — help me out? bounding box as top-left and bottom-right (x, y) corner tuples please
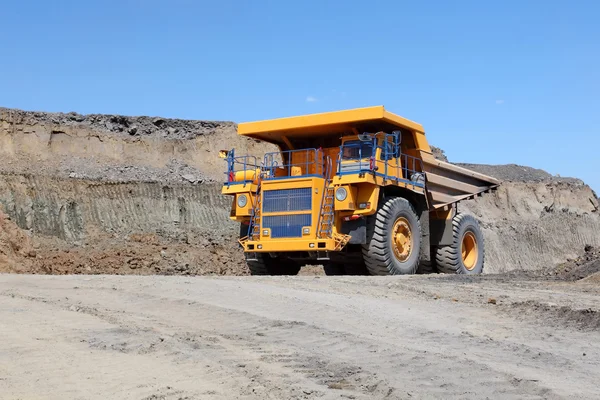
(391, 153), (426, 188)
(336, 140), (426, 189)
(262, 148), (325, 180)
(224, 149), (261, 186)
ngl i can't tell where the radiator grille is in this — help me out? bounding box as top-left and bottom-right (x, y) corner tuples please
(263, 188), (312, 213)
(262, 214), (311, 238)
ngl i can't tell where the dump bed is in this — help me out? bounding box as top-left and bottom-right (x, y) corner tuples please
(237, 106), (500, 209)
(238, 106), (426, 146)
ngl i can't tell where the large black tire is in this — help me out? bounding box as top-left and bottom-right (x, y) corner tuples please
(246, 253), (301, 276)
(323, 262), (345, 276)
(246, 253), (271, 275)
(362, 196), (421, 275)
(323, 251), (369, 276)
(435, 213), (484, 274)
(239, 223), (300, 276)
(416, 258), (438, 274)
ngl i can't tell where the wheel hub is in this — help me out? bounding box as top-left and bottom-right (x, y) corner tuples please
(392, 217), (412, 262)
(461, 231), (478, 270)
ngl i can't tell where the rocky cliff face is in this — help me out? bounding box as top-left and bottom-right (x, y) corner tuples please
(0, 107), (598, 275)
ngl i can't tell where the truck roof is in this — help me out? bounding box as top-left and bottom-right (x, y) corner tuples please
(237, 106), (425, 145)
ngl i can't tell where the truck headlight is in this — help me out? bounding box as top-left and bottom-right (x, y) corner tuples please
(335, 187), (348, 201)
(237, 194), (248, 207)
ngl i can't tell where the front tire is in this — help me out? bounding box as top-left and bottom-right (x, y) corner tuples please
(323, 250), (369, 276)
(435, 213), (484, 274)
(362, 196), (421, 275)
(246, 253), (301, 275)
(240, 222), (300, 275)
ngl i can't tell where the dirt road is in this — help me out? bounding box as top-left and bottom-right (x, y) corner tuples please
(1, 274), (599, 400)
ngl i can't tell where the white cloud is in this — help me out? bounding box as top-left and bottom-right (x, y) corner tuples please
(495, 99), (505, 105)
(306, 96), (318, 103)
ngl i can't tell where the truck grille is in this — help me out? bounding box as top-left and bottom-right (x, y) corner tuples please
(263, 188), (311, 213)
(262, 214), (311, 238)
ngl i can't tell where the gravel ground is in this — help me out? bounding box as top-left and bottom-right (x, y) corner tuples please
(1, 274), (599, 400)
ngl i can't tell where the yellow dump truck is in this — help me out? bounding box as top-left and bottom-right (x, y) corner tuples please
(221, 106), (500, 275)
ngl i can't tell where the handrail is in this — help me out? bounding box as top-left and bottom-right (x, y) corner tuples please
(247, 172), (263, 241)
(337, 141), (425, 188)
(262, 148), (325, 180)
(224, 150), (260, 185)
(316, 155), (332, 238)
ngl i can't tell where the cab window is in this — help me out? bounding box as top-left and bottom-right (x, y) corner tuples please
(379, 140), (398, 160)
(341, 140), (373, 159)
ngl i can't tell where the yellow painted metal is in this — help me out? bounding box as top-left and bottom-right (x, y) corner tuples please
(221, 183), (258, 195)
(334, 185), (357, 211)
(241, 238), (338, 252)
(237, 106), (426, 146)
(392, 217), (413, 262)
(333, 173), (425, 195)
(281, 135), (294, 150)
(258, 177), (324, 243)
(461, 231), (479, 270)
(234, 193), (254, 217)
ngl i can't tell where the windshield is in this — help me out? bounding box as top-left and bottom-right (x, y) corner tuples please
(341, 140), (374, 159)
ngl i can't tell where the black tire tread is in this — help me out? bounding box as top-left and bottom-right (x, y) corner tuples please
(435, 213), (484, 274)
(417, 259), (437, 274)
(362, 197), (421, 276)
(247, 256), (271, 275)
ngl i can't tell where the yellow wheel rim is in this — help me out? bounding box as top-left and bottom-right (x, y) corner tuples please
(461, 231), (478, 270)
(392, 217), (412, 262)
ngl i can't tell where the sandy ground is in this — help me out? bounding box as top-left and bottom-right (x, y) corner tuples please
(1, 274), (599, 400)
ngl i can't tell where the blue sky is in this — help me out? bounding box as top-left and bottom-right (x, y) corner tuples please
(1, 1), (598, 192)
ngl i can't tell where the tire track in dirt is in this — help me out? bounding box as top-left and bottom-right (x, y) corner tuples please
(4, 276), (599, 398)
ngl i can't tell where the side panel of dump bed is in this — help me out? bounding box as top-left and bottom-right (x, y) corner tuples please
(421, 154), (500, 209)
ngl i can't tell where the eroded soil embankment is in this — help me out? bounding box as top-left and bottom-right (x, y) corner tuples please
(461, 180), (600, 272)
(0, 175), (246, 275)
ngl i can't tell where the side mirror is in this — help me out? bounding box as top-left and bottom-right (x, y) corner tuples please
(218, 150), (230, 159)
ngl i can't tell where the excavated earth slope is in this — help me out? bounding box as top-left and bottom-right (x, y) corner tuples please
(0, 107), (598, 275)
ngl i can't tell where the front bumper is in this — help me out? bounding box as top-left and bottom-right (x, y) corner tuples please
(240, 238), (339, 252)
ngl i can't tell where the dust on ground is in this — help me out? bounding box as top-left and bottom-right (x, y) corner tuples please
(0, 274), (598, 400)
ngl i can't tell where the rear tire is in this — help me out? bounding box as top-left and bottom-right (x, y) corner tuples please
(435, 213), (484, 274)
(362, 196), (421, 275)
(417, 258), (438, 274)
